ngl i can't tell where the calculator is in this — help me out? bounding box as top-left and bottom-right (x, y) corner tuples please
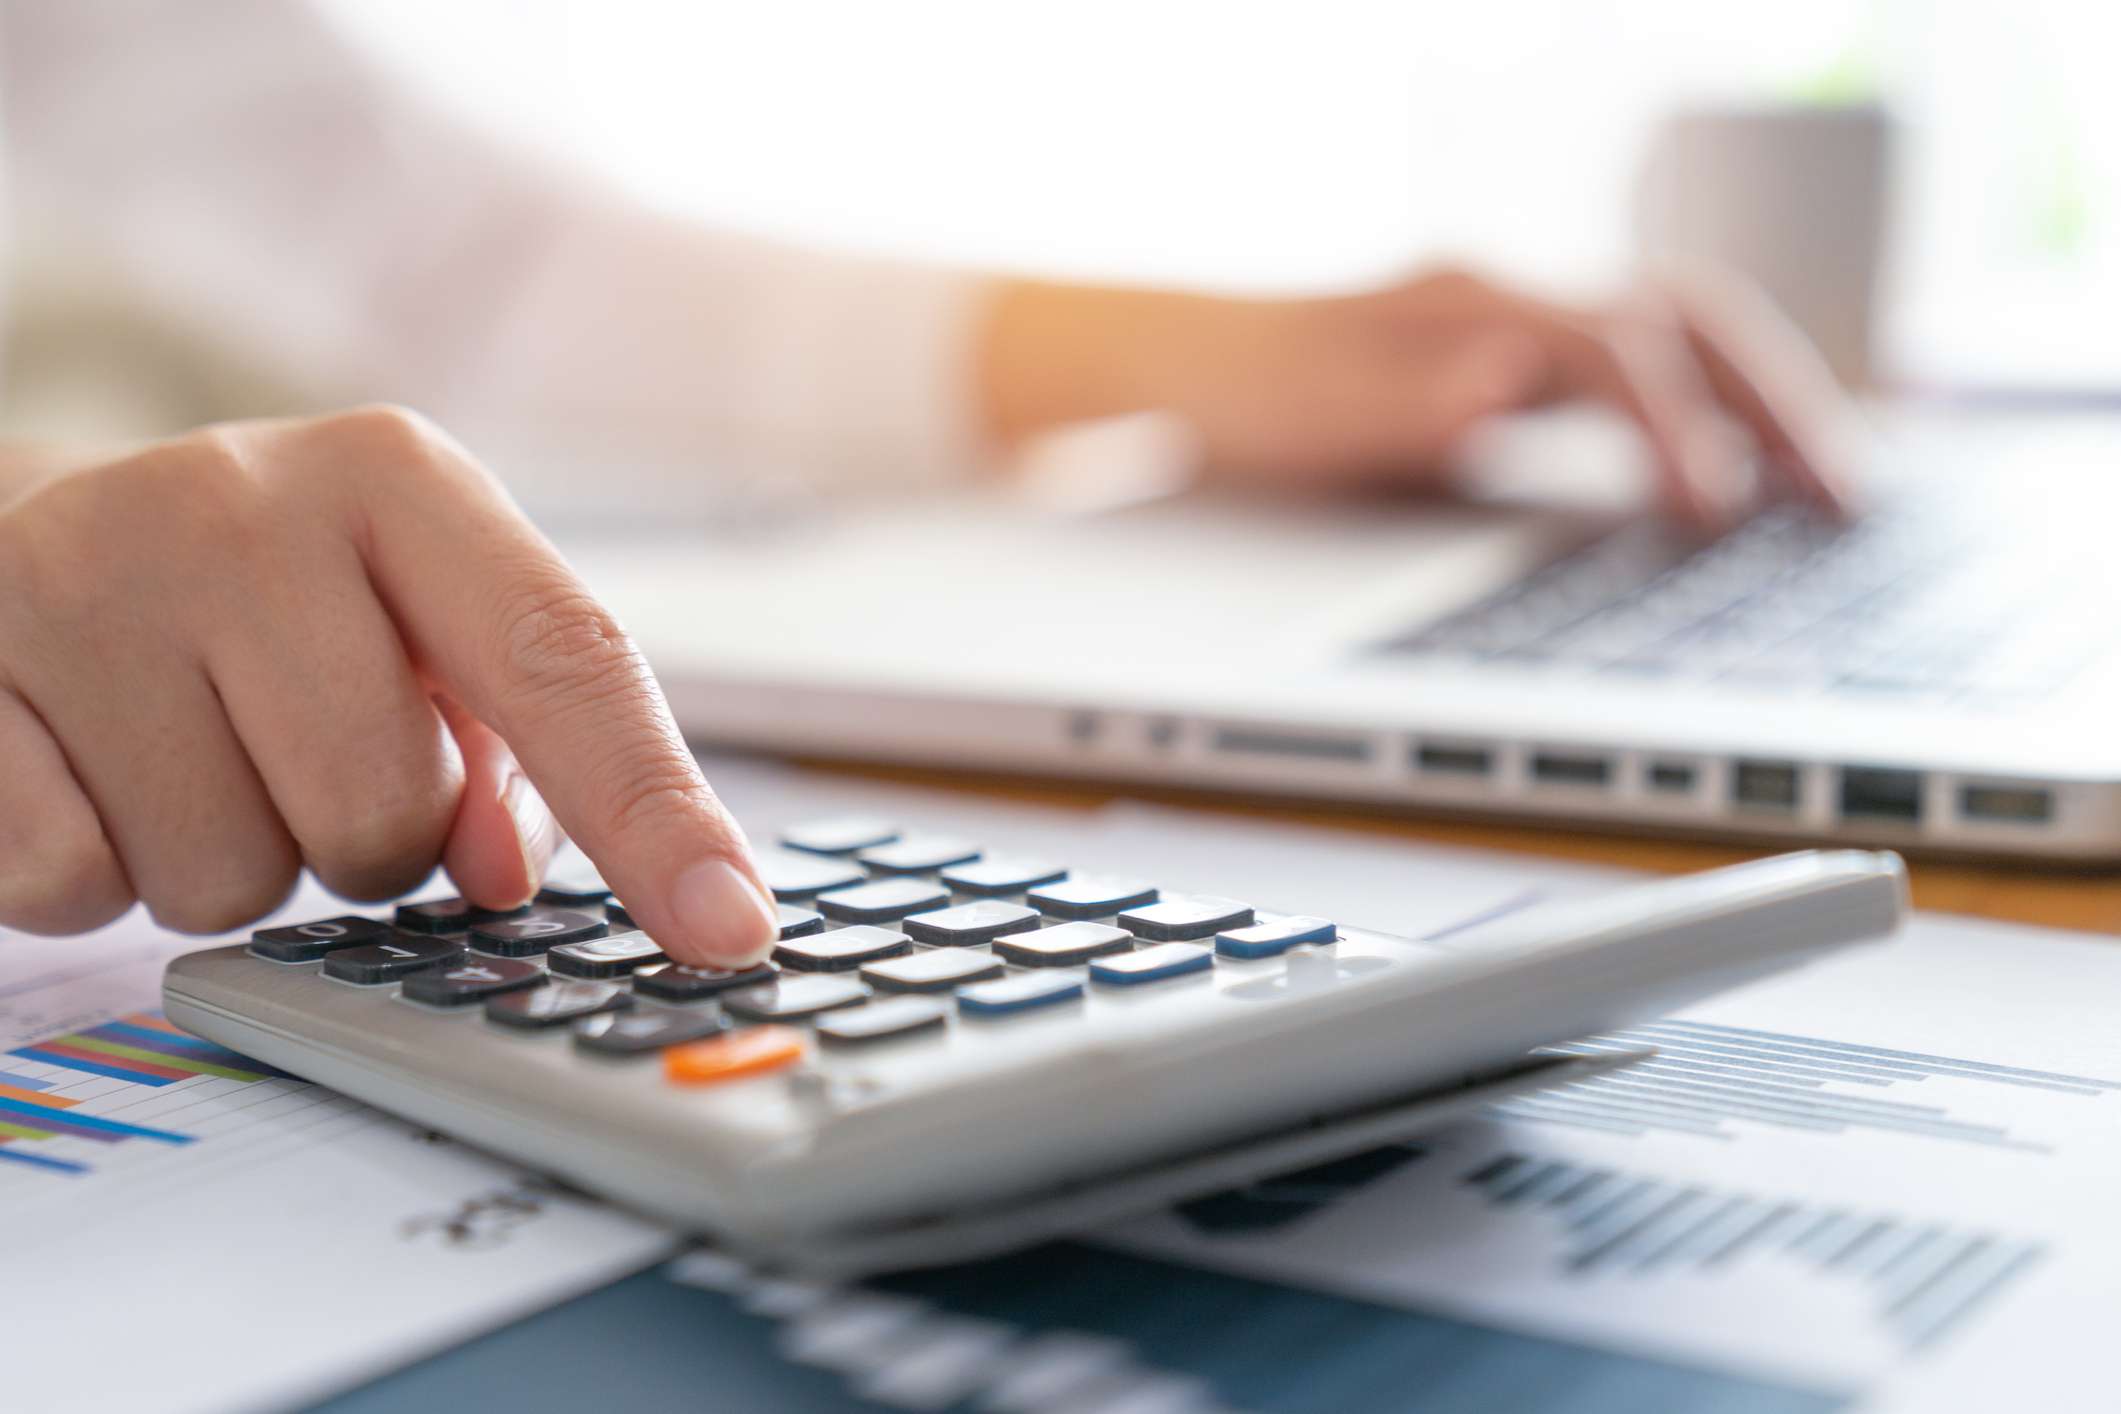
(162, 821), (1906, 1274)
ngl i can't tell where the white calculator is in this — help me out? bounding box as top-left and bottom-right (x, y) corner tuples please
(162, 820), (1906, 1274)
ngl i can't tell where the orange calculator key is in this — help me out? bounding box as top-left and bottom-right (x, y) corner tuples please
(664, 1025), (807, 1085)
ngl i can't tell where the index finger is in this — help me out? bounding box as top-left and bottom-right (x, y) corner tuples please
(318, 408), (778, 968)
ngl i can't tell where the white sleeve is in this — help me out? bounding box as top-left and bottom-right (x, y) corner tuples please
(0, 0), (991, 517)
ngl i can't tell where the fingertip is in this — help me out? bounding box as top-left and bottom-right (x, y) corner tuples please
(660, 856), (779, 967)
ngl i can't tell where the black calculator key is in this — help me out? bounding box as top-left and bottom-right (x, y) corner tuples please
(323, 934), (464, 984)
(782, 817), (899, 855)
(901, 900), (1041, 947)
(993, 922), (1134, 968)
(536, 855), (613, 906)
(723, 973), (871, 1021)
(861, 949), (1003, 993)
(548, 932), (666, 978)
(251, 915), (389, 962)
(632, 960), (779, 1002)
(395, 898), (529, 934)
(574, 1005), (730, 1056)
(758, 850), (867, 901)
(1027, 875), (1158, 921)
(485, 980), (634, 1029)
(1117, 896), (1255, 943)
(470, 909), (609, 958)
(855, 836), (982, 876)
(940, 857), (1068, 897)
(816, 877), (950, 925)
(777, 903), (825, 940)
(774, 924), (910, 972)
(401, 957), (547, 1007)
(815, 997), (949, 1046)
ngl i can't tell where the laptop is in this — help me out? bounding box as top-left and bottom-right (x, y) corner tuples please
(566, 408), (2121, 861)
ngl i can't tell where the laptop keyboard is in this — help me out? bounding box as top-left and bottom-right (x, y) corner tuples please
(1378, 498), (2111, 705)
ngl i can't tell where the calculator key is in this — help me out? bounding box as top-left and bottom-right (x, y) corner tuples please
(1117, 896), (1255, 943)
(993, 921), (1134, 968)
(1027, 875), (1159, 921)
(1216, 915), (1337, 959)
(536, 853), (613, 905)
(574, 1005), (730, 1056)
(322, 934), (464, 985)
(395, 898), (529, 934)
(861, 949), (1004, 993)
(774, 924), (910, 972)
(940, 857), (1069, 898)
(632, 960), (779, 1002)
(250, 915), (389, 962)
(1090, 942), (1214, 986)
(758, 850), (867, 901)
(855, 836), (982, 876)
(485, 980), (634, 1029)
(816, 877), (950, 925)
(777, 903), (826, 940)
(470, 909), (609, 958)
(816, 997), (949, 1046)
(665, 1025), (807, 1085)
(722, 974), (871, 1021)
(901, 900), (1041, 947)
(956, 972), (1085, 1016)
(401, 957), (547, 1007)
(548, 931), (666, 979)
(782, 817), (900, 855)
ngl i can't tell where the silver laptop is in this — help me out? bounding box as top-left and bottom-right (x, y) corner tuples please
(568, 409), (2121, 861)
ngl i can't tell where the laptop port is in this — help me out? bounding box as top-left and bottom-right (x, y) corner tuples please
(1530, 752), (1612, 787)
(1840, 767), (1924, 824)
(1733, 759), (1801, 812)
(1210, 726), (1372, 764)
(1647, 761), (1696, 793)
(1961, 784), (2054, 824)
(1415, 743), (1493, 777)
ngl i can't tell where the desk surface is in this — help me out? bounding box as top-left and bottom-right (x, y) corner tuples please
(808, 760), (2121, 939)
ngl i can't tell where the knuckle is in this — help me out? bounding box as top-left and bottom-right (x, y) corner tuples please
(146, 859), (299, 936)
(307, 789), (454, 900)
(495, 579), (649, 709)
(0, 825), (128, 934)
(603, 759), (721, 840)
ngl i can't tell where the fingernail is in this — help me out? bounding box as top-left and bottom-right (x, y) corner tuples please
(502, 770), (561, 904)
(668, 858), (778, 965)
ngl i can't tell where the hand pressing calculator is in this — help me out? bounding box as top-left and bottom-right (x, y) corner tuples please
(163, 820), (1906, 1274)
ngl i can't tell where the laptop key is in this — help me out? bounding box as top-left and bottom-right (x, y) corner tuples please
(782, 817), (900, 855)
(901, 900), (1041, 947)
(251, 915), (390, 962)
(395, 898), (529, 934)
(774, 924), (910, 972)
(1216, 915), (1337, 959)
(485, 981), (634, 1030)
(816, 997), (950, 1046)
(401, 957), (547, 1007)
(856, 836), (983, 876)
(861, 949), (1004, 993)
(574, 1006), (730, 1056)
(632, 960), (778, 1002)
(1027, 875), (1158, 922)
(322, 934), (464, 985)
(758, 850), (867, 901)
(993, 922), (1133, 968)
(1118, 896), (1255, 943)
(470, 909), (609, 958)
(548, 932), (666, 979)
(956, 972), (1085, 1017)
(939, 857), (1069, 897)
(816, 877), (950, 925)
(723, 974), (871, 1021)
(1091, 942), (1214, 986)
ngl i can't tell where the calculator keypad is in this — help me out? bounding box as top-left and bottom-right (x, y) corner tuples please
(472, 910), (609, 957)
(323, 934), (463, 984)
(855, 836), (982, 876)
(401, 956), (547, 1007)
(815, 878), (950, 925)
(723, 974), (872, 1021)
(781, 817), (899, 855)
(1118, 896), (1255, 943)
(1026, 876), (1158, 921)
(815, 997), (950, 1046)
(251, 915), (390, 962)
(993, 921), (1134, 968)
(758, 850), (867, 901)
(574, 1005), (729, 1056)
(631, 960), (778, 1002)
(486, 980), (633, 1029)
(939, 857), (1068, 898)
(396, 898), (529, 934)
(900, 900), (1040, 947)
(774, 925), (910, 973)
(548, 932), (666, 979)
(860, 948), (1004, 993)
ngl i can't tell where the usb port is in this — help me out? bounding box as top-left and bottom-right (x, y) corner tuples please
(1840, 766), (1924, 824)
(1647, 761), (1696, 794)
(1415, 743), (1493, 777)
(1733, 759), (1801, 812)
(1961, 784), (2054, 824)
(1530, 752), (1612, 787)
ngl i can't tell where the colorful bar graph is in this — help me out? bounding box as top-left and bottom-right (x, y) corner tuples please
(0, 1010), (288, 1177)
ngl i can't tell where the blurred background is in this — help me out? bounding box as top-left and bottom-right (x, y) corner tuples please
(5, 0), (2117, 446)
